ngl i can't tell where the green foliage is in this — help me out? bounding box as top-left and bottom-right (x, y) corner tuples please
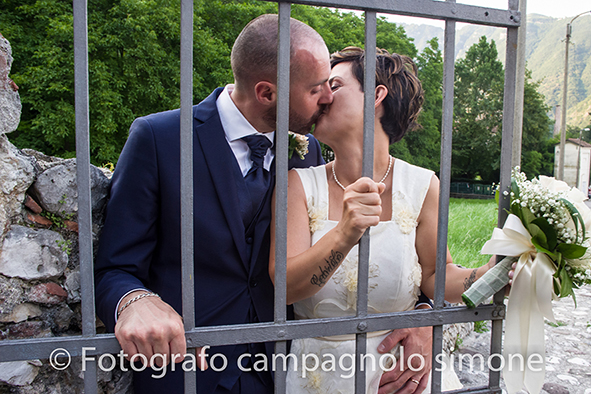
(4, 0), (230, 165)
(473, 320), (489, 333)
(2, 2), (551, 174)
(56, 238), (73, 255)
(3, 0), (419, 165)
(520, 70), (553, 177)
(545, 320), (566, 328)
(40, 210), (73, 229)
(403, 37), (443, 172)
(452, 37), (553, 182)
(452, 37), (504, 182)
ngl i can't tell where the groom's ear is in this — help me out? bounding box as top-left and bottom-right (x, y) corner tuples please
(254, 81), (277, 106)
(374, 85), (388, 107)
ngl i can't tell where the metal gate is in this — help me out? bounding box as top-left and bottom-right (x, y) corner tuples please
(0, 1), (521, 393)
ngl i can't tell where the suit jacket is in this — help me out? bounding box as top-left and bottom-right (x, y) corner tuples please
(94, 87), (325, 393)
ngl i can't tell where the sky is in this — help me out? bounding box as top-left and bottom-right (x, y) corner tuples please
(382, 0), (591, 28)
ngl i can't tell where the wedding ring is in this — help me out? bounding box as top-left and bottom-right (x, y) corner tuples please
(411, 379), (420, 385)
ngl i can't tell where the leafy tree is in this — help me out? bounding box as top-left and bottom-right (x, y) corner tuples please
(2, 0), (229, 165)
(452, 36), (553, 181)
(520, 69), (553, 177)
(396, 37), (443, 172)
(452, 36), (504, 182)
(1, 0), (420, 165)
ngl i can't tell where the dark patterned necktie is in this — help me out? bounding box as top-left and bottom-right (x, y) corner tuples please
(241, 135), (272, 225)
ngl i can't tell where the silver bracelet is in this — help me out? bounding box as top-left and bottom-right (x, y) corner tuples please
(117, 292), (161, 319)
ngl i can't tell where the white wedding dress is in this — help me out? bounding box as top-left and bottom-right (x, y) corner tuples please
(286, 159), (462, 394)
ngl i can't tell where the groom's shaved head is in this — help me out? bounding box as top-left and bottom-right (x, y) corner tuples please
(231, 14), (326, 89)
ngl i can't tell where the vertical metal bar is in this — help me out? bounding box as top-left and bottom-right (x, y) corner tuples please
(558, 25), (570, 181)
(489, 0), (519, 390)
(180, 0), (195, 392)
(511, 0), (527, 168)
(73, 0), (97, 393)
(431, 7), (456, 392)
(354, 11), (376, 394)
(274, 4), (291, 393)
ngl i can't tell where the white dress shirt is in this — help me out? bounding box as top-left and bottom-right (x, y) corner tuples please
(217, 85), (275, 176)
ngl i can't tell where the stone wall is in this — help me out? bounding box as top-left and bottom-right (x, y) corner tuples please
(0, 33), (21, 135)
(0, 134), (132, 393)
(0, 33), (132, 391)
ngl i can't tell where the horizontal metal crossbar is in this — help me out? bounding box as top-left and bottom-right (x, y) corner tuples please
(0, 304), (504, 361)
(445, 387), (502, 394)
(280, 0), (521, 27)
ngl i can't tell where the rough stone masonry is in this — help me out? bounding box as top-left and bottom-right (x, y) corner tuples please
(0, 33), (132, 394)
(0, 33), (21, 135)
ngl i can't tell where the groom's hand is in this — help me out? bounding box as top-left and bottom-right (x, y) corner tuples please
(377, 324), (432, 394)
(115, 291), (208, 370)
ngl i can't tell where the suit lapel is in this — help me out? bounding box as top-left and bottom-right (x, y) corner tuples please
(193, 89), (248, 268)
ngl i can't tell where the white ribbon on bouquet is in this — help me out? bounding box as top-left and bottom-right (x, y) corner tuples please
(481, 214), (556, 394)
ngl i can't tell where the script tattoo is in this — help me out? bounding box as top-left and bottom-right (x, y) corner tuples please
(463, 269), (478, 291)
(310, 250), (344, 287)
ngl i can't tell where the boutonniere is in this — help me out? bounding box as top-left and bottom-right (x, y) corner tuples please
(288, 131), (309, 160)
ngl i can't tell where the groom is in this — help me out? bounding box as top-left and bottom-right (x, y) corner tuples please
(94, 14), (432, 394)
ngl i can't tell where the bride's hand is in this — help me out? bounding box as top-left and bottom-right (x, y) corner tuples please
(335, 177), (385, 245)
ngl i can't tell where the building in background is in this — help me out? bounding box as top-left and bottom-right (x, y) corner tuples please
(555, 138), (591, 194)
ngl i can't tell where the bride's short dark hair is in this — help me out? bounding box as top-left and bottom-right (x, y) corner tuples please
(330, 46), (424, 144)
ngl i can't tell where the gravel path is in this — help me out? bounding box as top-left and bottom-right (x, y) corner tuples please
(453, 285), (591, 394)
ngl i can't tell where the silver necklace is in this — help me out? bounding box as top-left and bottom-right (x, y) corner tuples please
(332, 155), (393, 191)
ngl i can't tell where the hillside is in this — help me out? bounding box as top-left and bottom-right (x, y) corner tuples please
(400, 13), (591, 128)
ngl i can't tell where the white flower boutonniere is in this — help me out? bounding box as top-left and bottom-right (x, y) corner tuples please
(288, 131), (309, 160)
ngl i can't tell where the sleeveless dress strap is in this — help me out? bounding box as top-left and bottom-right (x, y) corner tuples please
(390, 159), (434, 222)
(293, 165), (329, 220)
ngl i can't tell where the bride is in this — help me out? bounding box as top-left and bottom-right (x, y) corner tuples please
(269, 47), (498, 393)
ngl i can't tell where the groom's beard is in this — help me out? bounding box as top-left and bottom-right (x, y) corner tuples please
(263, 105), (326, 134)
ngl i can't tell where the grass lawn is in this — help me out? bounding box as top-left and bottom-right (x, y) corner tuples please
(447, 198), (499, 269)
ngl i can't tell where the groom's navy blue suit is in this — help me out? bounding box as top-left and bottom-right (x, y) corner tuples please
(94, 87), (325, 393)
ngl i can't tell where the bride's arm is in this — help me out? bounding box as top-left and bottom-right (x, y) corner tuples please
(269, 169), (384, 305)
(416, 175), (496, 303)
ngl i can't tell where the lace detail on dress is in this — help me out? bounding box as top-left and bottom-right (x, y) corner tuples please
(392, 191), (419, 234)
(409, 256), (422, 299)
(332, 254), (380, 311)
(303, 370), (325, 393)
(307, 197), (327, 235)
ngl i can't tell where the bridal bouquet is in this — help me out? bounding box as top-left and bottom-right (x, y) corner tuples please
(462, 168), (591, 394)
(288, 131), (309, 160)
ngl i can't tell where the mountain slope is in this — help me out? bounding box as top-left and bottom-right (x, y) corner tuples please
(400, 14), (591, 127)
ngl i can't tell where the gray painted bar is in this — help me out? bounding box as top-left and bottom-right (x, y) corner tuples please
(354, 11), (377, 394)
(274, 5), (291, 393)
(488, 0), (520, 390)
(180, 0), (196, 392)
(73, 0), (97, 392)
(287, 0), (519, 27)
(0, 305), (504, 361)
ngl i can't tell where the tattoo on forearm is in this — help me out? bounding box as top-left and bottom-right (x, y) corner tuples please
(310, 250), (344, 287)
(464, 269), (478, 291)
